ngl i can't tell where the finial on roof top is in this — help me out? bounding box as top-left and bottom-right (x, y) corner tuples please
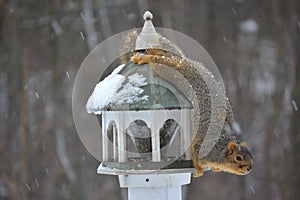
(143, 11), (153, 20)
(135, 11), (160, 50)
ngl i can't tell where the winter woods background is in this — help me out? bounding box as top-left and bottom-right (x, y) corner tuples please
(0, 0), (299, 199)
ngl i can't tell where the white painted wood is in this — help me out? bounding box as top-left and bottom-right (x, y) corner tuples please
(128, 186), (181, 200)
(151, 122), (161, 162)
(118, 173), (191, 200)
(185, 110), (192, 159)
(102, 112), (107, 161)
(181, 110), (192, 159)
(117, 112), (126, 162)
(118, 174), (191, 188)
(103, 109), (192, 162)
(150, 111), (161, 162)
(97, 163), (195, 175)
(180, 110), (186, 158)
(113, 122), (118, 161)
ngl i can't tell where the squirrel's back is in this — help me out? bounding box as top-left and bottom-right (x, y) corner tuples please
(130, 47), (253, 178)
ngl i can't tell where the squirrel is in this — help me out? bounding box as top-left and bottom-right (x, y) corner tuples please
(130, 48), (253, 177)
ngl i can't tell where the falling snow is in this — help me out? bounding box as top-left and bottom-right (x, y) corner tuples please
(51, 20), (62, 35)
(25, 183), (31, 192)
(232, 121), (242, 134)
(35, 178), (40, 187)
(80, 32), (85, 40)
(34, 92), (39, 99)
(231, 7), (236, 15)
(250, 185), (256, 194)
(45, 168), (49, 175)
(292, 100), (298, 111)
(65, 71), (70, 79)
(80, 12), (86, 21)
(239, 19), (259, 34)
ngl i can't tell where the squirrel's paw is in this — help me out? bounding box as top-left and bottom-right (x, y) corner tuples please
(193, 167), (204, 178)
(193, 171), (203, 178)
(131, 54), (141, 64)
(212, 167), (221, 172)
(131, 53), (150, 65)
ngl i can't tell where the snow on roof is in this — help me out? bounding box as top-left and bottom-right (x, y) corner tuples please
(239, 19), (259, 34)
(86, 64), (148, 114)
(112, 73), (148, 106)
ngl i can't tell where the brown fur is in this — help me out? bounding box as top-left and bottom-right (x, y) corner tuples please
(241, 142), (247, 147)
(131, 49), (253, 177)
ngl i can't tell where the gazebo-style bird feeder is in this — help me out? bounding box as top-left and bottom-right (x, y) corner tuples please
(87, 11), (198, 200)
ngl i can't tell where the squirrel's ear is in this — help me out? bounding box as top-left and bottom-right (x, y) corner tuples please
(241, 142), (247, 147)
(227, 142), (238, 155)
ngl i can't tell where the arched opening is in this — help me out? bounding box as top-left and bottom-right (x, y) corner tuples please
(159, 119), (181, 161)
(126, 119), (152, 161)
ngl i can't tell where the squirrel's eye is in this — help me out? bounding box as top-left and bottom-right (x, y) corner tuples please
(236, 155), (243, 161)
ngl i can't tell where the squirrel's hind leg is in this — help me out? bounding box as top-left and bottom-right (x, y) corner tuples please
(192, 141), (204, 177)
(192, 155), (204, 177)
(193, 164), (204, 177)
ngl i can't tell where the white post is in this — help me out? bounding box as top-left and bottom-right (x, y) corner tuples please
(118, 173), (191, 200)
(151, 125), (161, 162)
(128, 186), (181, 200)
(182, 110), (192, 160)
(102, 112), (107, 161)
(113, 122), (118, 161)
(150, 111), (161, 162)
(117, 112), (127, 162)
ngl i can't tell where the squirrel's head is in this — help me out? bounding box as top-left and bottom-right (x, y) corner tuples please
(224, 141), (253, 175)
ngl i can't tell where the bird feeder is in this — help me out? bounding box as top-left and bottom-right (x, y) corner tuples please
(87, 11), (199, 200)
